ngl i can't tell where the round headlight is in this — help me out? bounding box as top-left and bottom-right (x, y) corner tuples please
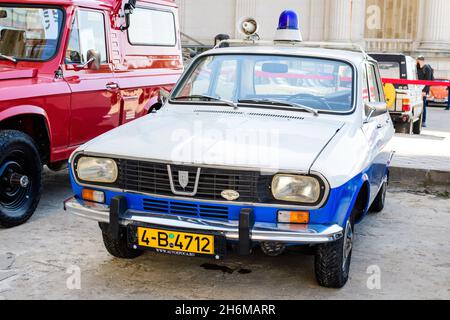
(76, 157), (118, 184)
(271, 174), (321, 203)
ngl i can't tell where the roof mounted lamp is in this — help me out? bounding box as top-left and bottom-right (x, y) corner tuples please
(120, 0), (137, 31)
(274, 10), (303, 43)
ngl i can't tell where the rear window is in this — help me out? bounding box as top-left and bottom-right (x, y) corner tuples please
(377, 61), (400, 79)
(128, 7), (176, 46)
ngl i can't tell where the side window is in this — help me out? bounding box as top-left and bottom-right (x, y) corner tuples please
(65, 14), (81, 64)
(362, 64), (370, 104)
(367, 64), (381, 102)
(65, 10), (107, 65)
(128, 8), (176, 46)
(373, 65), (385, 103)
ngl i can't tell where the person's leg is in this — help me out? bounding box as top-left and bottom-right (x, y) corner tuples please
(446, 88), (450, 110)
(422, 96), (427, 125)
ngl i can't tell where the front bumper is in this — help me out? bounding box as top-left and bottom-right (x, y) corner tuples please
(64, 197), (343, 244)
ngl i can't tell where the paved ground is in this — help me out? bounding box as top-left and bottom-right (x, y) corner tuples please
(390, 107), (450, 172)
(0, 169), (449, 300)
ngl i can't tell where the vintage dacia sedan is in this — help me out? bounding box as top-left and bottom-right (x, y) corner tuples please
(65, 19), (394, 287)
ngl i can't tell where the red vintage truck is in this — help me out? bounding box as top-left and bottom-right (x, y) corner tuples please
(0, 0), (183, 227)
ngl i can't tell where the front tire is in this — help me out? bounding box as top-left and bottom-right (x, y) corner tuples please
(0, 130), (42, 228)
(100, 224), (143, 259)
(314, 219), (354, 288)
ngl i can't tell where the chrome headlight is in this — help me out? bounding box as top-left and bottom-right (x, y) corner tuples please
(271, 174), (322, 204)
(76, 157), (118, 184)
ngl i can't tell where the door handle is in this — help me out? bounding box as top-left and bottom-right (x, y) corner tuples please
(106, 83), (119, 91)
(377, 124), (383, 129)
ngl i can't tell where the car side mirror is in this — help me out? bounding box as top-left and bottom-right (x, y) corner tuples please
(85, 49), (101, 70)
(364, 102), (387, 123)
(0, 10), (7, 18)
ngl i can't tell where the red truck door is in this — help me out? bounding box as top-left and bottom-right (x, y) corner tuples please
(63, 8), (121, 147)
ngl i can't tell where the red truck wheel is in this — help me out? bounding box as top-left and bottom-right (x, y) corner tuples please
(0, 130), (42, 228)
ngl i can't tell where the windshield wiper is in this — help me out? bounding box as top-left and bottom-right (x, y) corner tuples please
(172, 95), (238, 109)
(0, 53), (17, 63)
(238, 98), (319, 116)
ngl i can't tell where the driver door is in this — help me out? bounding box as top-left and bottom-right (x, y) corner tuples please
(362, 62), (394, 203)
(63, 8), (120, 147)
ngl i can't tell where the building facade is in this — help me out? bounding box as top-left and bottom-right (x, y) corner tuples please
(176, 0), (450, 78)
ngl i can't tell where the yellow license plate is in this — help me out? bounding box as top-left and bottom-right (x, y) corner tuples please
(137, 227), (215, 255)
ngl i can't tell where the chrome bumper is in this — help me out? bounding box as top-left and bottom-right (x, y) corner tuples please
(64, 197), (343, 244)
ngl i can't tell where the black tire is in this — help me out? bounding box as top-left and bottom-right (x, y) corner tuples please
(395, 120), (413, 134)
(413, 114), (423, 135)
(0, 130), (42, 228)
(101, 224), (143, 259)
(370, 181), (387, 213)
(314, 216), (354, 288)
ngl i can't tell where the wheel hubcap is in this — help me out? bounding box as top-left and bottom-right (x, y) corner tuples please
(342, 220), (353, 270)
(0, 155), (33, 214)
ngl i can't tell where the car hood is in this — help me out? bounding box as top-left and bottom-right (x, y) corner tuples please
(80, 106), (345, 172)
(0, 65), (38, 81)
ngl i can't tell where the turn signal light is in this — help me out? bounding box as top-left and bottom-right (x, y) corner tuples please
(82, 189), (105, 203)
(278, 211), (310, 224)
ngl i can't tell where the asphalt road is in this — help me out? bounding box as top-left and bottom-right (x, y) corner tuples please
(0, 168), (449, 300)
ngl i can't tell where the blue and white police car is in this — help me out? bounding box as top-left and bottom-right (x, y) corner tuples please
(65, 11), (394, 288)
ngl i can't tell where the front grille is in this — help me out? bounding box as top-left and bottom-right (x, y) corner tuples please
(142, 198), (229, 220)
(117, 159), (266, 202)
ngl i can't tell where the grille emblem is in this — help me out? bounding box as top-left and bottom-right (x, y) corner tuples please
(221, 189), (240, 201)
(167, 165), (201, 197)
(178, 171), (189, 189)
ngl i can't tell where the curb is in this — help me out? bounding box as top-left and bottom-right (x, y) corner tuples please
(390, 166), (450, 187)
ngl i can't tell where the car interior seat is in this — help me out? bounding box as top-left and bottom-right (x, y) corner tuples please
(0, 29), (26, 57)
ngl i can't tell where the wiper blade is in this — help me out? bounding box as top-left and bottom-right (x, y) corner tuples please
(238, 98), (319, 116)
(172, 95), (238, 109)
(0, 53), (17, 63)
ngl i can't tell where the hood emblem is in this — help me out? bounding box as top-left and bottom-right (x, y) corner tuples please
(178, 171), (189, 189)
(221, 190), (240, 201)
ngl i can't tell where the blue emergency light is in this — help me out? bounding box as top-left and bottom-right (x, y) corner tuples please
(275, 10), (303, 42)
(277, 10), (299, 30)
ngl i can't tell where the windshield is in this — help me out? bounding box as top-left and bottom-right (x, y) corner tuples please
(172, 54), (355, 113)
(0, 6), (63, 61)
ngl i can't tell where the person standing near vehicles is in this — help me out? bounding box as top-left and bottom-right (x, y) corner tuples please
(447, 86), (450, 111)
(416, 56), (434, 127)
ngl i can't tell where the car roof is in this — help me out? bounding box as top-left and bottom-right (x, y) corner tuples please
(203, 45), (372, 65)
